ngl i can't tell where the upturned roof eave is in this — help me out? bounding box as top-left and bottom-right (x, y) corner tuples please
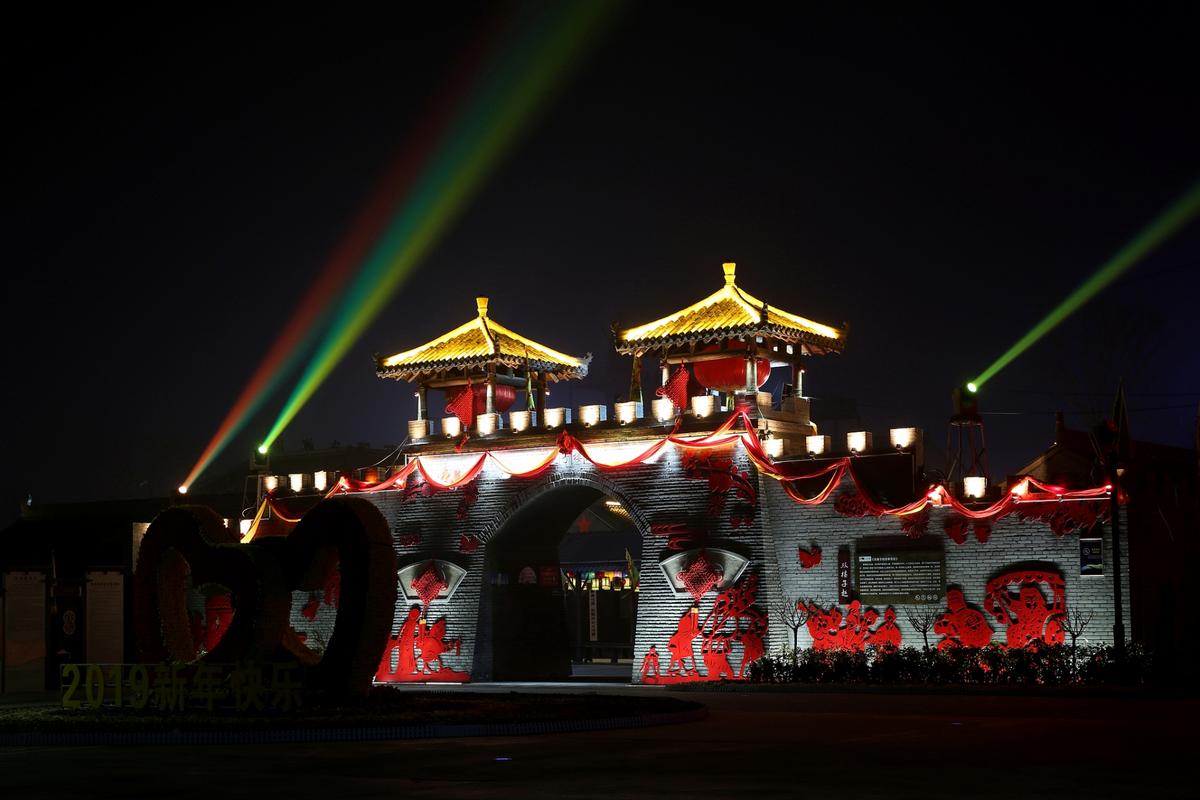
(614, 323), (844, 355)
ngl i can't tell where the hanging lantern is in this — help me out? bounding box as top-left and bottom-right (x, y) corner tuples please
(692, 342), (770, 392)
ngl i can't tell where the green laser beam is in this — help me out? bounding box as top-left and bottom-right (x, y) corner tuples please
(261, 2), (620, 449)
(972, 180), (1200, 390)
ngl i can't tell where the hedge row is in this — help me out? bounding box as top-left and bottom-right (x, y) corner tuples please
(746, 644), (1152, 686)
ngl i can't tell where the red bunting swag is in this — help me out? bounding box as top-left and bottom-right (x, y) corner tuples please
(265, 410), (1120, 538)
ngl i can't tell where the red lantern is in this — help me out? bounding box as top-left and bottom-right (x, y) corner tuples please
(469, 383), (516, 415)
(692, 343), (770, 392)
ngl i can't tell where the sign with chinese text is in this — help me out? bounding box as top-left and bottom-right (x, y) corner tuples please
(855, 539), (945, 605)
(837, 548), (851, 603)
(59, 662), (305, 713)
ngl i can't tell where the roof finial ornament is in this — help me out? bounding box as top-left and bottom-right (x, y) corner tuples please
(476, 296), (489, 318)
(722, 262), (737, 286)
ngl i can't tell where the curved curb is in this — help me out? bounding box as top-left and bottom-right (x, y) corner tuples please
(0, 705), (707, 747)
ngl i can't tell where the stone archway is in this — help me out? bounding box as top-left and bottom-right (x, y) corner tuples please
(472, 475), (649, 681)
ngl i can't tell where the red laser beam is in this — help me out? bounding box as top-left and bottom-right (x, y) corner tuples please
(183, 14), (507, 489)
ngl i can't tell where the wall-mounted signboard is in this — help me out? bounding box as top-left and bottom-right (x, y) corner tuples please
(855, 539), (945, 605)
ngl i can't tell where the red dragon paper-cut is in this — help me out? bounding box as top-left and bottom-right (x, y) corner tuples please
(984, 569), (1067, 648)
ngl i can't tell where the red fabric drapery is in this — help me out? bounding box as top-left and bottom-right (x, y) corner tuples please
(300, 409), (1116, 523)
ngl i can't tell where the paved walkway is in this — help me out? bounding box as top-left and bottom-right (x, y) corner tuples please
(1, 685), (1194, 799)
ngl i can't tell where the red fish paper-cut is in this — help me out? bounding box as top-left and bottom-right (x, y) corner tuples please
(797, 545), (822, 569)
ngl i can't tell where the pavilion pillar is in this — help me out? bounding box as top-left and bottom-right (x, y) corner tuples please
(485, 366), (496, 415)
(744, 355), (757, 393)
(535, 373), (546, 423)
(416, 386), (427, 420)
(661, 363), (669, 386)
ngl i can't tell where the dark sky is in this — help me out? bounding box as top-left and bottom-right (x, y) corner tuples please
(5, 4), (1199, 518)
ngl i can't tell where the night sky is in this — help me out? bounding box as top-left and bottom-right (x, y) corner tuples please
(6, 4), (1199, 521)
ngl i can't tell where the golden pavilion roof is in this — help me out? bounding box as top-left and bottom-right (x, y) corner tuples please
(377, 297), (591, 382)
(614, 263), (845, 355)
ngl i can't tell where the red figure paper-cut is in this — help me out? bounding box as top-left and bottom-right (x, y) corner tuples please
(415, 618), (462, 673)
(702, 636), (735, 680)
(934, 587), (993, 649)
(797, 545), (822, 569)
(397, 532), (422, 548)
(984, 569), (1067, 648)
(647, 573), (767, 684)
(640, 645), (661, 680)
(667, 608), (702, 677)
(459, 533), (480, 553)
(804, 600), (899, 652)
(866, 607), (903, 651)
(375, 606), (469, 683)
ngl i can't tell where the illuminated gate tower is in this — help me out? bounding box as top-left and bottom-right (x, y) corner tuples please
(297, 262), (1126, 685)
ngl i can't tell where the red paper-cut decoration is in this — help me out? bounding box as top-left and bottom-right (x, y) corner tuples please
(944, 515), (969, 545)
(411, 562), (449, 614)
(640, 645), (661, 681)
(300, 596), (320, 621)
(651, 522), (702, 551)
(797, 545), (822, 569)
(984, 569), (1067, 648)
(1018, 501), (1109, 537)
(397, 532), (422, 548)
(678, 551), (720, 602)
(934, 587), (993, 649)
(702, 636), (735, 680)
(375, 606), (470, 683)
(667, 608), (702, 677)
(415, 617), (461, 673)
(459, 533), (480, 554)
(973, 521), (992, 544)
(899, 507), (930, 539)
(323, 570), (340, 608)
(444, 385), (476, 429)
(834, 491), (874, 518)
(682, 451), (757, 525)
(656, 365), (691, 411)
(804, 600), (899, 652)
(647, 573), (767, 684)
(866, 607), (902, 652)
(455, 481), (479, 521)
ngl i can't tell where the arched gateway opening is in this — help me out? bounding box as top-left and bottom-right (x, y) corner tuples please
(473, 482), (642, 681)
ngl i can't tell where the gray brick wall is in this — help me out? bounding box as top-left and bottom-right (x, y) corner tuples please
(289, 440), (1131, 682)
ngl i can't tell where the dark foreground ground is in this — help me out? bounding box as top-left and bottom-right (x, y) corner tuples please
(0, 684), (1194, 799)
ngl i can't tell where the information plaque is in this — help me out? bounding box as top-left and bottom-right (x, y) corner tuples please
(855, 540), (945, 605)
